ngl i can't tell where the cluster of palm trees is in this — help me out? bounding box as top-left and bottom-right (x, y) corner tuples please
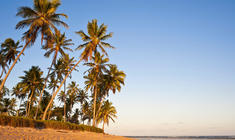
(0, 0), (125, 131)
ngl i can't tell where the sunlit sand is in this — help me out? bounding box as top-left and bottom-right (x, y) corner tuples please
(0, 126), (134, 140)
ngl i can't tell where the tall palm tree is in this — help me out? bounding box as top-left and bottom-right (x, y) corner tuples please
(0, 38), (22, 79)
(104, 65), (126, 94)
(18, 66), (44, 117)
(42, 55), (75, 120)
(42, 19), (114, 120)
(1, 38), (23, 65)
(95, 65), (126, 122)
(84, 52), (110, 126)
(0, 0), (68, 93)
(35, 32), (73, 119)
(96, 100), (117, 131)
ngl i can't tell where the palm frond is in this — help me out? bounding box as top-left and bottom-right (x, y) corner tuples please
(16, 7), (38, 18)
(76, 42), (88, 50)
(100, 42), (115, 49)
(75, 31), (90, 42)
(100, 32), (113, 40)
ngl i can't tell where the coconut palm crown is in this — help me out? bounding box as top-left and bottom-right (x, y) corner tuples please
(16, 0), (68, 45)
(76, 19), (114, 61)
(1, 38), (23, 65)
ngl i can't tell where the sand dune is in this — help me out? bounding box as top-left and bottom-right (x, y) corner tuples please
(0, 126), (134, 140)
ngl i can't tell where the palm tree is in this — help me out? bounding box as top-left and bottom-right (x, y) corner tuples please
(12, 84), (27, 116)
(0, 80), (9, 100)
(0, 53), (8, 79)
(95, 65), (126, 124)
(50, 58), (65, 83)
(70, 109), (80, 124)
(42, 19), (114, 120)
(96, 100), (117, 131)
(0, 38), (22, 79)
(105, 65), (126, 94)
(39, 90), (52, 119)
(35, 32), (73, 119)
(0, 0), (68, 93)
(57, 91), (67, 122)
(78, 89), (88, 123)
(18, 66), (44, 117)
(84, 52), (110, 126)
(1, 38), (23, 65)
(81, 101), (93, 125)
(78, 89), (88, 106)
(67, 81), (80, 120)
(76, 19), (114, 61)
(0, 98), (17, 116)
(48, 75), (59, 92)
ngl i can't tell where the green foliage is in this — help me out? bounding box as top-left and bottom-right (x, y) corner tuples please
(0, 115), (103, 133)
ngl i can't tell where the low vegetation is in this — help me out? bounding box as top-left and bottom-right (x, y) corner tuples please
(0, 115), (103, 133)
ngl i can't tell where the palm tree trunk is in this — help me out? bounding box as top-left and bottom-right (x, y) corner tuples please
(34, 54), (57, 119)
(27, 89), (34, 117)
(95, 95), (106, 120)
(0, 70), (4, 79)
(42, 59), (82, 120)
(47, 104), (52, 120)
(102, 120), (105, 132)
(26, 100), (29, 117)
(17, 99), (23, 117)
(47, 86), (56, 120)
(0, 40), (31, 92)
(92, 85), (97, 126)
(63, 80), (66, 122)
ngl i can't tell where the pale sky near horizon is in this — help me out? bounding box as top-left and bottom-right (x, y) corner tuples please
(0, 0), (235, 136)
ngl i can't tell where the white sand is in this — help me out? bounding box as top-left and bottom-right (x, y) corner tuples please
(0, 126), (134, 140)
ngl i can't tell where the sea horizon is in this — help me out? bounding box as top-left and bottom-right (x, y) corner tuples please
(126, 136), (235, 140)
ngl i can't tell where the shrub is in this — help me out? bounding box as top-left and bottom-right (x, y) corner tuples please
(0, 115), (103, 133)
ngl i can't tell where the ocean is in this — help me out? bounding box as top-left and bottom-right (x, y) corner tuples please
(132, 138), (233, 140)
(126, 136), (235, 140)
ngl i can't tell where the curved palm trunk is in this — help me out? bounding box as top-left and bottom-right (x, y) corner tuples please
(0, 70), (4, 79)
(47, 104), (53, 120)
(42, 59), (82, 120)
(34, 54), (57, 119)
(63, 80), (66, 122)
(0, 40), (31, 92)
(27, 89), (34, 117)
(92, 85), (97, 127)
(47, 85), (56, 120)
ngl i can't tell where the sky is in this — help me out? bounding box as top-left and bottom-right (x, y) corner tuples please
(0, 0), (235, 136)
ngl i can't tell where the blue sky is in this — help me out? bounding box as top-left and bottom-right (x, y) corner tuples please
(0, 0), (235, 136)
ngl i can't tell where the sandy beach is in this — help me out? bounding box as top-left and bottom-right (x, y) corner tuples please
(0, 126), (134, 140)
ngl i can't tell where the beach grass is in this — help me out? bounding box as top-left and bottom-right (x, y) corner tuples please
(0, 115), (103, 133)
